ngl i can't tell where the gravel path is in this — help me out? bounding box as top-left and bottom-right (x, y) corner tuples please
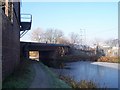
(29, 62), (51, 88)
(29, 61), (70, 88)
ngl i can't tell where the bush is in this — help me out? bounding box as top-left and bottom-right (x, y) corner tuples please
(59, 75), (98, 88)
(97, 56), (119, 63)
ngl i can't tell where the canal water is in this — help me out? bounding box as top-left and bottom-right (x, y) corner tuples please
(50, 61), (119, 88)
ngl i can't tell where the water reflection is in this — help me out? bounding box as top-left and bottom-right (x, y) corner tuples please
(52, 61), (119, 88)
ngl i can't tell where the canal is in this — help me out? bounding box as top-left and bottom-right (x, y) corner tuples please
(50, 61), (119, 88)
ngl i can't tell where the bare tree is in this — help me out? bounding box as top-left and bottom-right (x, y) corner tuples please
(30, 28), (65, 44)
(105, 39), (119, 47)
(44, 28), (64, 44)
(53, 29), (64, 44)
(69, 32), (80, 44)
(30, 28), (45, 42)
(57, 37), (70, 45)
(44, 29), (54, 43)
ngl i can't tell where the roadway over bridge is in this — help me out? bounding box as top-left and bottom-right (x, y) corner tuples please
(20, 42), (70, 66)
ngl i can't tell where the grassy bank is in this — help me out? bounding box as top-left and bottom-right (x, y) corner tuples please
(2, 58), (35, 88)
(38, 62), (71, 88)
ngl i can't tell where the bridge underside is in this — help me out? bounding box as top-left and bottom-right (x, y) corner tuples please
(20, 42), (70, 67)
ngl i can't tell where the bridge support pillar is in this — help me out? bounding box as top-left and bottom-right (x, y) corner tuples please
(22, 47), (29, 59)
(25, 50), (29, 59)
(39, 51), (57, 67)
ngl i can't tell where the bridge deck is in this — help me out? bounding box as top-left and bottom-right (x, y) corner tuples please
(20, 41), (70, 51)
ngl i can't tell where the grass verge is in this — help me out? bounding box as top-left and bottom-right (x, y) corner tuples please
(38, 62), (71, 88)
(2, 58), (35, 88)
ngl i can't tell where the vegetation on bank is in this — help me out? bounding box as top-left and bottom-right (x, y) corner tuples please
(57, 55), (120, 64)
(59, 75), (98, 88)
(3, 55), (118, 88)
(2, 58), (35, 88)
(97, 56), (120, 63)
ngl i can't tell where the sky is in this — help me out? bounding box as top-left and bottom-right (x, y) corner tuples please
(20, 2), (118, 45)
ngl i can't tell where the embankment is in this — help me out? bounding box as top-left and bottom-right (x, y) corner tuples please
(2, 58), (70, 88)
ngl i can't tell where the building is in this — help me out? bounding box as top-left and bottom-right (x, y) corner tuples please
(106, 46), (119, 57)
(0, 0), (32, 81)
(98, 44), (119, 57)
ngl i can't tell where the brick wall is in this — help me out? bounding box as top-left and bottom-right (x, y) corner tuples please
(0, 8), (2, 89)
(2, 8), (20, 81)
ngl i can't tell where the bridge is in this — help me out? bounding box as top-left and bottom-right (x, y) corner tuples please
(20, 42), (70, 66)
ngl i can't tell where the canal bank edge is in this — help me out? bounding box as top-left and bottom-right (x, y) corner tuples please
(38, 61), (71, 88)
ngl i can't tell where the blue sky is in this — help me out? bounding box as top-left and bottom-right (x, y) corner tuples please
(20, 2), (118, 45)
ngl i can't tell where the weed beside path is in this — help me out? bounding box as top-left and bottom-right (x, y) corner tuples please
(59, 75), (98, 88)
